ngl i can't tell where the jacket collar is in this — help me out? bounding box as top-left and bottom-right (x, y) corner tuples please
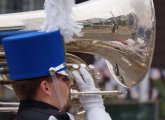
(18, 100), (59, 113)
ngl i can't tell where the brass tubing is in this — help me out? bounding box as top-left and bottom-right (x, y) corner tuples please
(0, 80), (11, 85)
(0, 61), (7, 66)
(0, 52), (5, 59)
(0, 107), (18, 112)
(0, 67), (9, 74)
(4, 85), (13, 91)
(0, 102), (19, 107)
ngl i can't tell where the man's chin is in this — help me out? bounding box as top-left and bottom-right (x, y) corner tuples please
(65, 106), (71, 112)
(61, 101), (71, 112)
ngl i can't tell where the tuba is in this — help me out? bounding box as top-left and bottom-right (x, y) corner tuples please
(0, 0), (155, 113)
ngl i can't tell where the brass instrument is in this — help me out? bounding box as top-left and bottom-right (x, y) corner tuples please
(0, 0), (155, 113)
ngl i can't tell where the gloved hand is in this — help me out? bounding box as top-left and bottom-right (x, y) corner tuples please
(72, 67), (112, 120)
(72, 66), (104, 111)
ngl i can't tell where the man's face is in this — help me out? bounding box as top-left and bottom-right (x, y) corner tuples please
(49, 74), (74, 111)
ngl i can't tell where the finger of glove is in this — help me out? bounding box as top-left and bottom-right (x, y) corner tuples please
(79, 67), (95, 86)
(72, 70), (85, 86)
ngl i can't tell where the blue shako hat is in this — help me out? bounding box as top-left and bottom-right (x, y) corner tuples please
(0, 30), (36, 44)
(2, 30), (66, 80)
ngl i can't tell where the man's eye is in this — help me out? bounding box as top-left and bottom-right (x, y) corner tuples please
(62, 76), (69, 81)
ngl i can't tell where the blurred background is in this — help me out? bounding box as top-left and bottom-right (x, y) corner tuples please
(0, 0), (165, 120)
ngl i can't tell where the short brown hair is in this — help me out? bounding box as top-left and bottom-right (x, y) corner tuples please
(11, 76), (52, 100)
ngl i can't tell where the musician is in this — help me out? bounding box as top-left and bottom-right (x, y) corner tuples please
(2, 30), (112, 120)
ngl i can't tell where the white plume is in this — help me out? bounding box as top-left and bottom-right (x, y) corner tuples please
(41, 0), (83, 42)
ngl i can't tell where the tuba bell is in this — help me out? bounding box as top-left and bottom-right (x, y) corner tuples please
(0, 0), (155, 113)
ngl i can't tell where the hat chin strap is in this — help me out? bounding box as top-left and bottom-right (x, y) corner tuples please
(53, 64), (65, 71)
(49, 67), (64, 111)
(53, 64), (69, 76)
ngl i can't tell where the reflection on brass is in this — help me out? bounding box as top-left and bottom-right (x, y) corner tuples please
(66, 39), (150, 87)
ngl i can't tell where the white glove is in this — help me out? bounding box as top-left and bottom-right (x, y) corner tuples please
(72, 67), (112, 120)
(72, 66), (97, 92)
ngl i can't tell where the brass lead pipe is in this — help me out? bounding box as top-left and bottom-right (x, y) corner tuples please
(77, 90), (125, 96)
(70, 89), (126, 104)
(71, 89), (125, 97)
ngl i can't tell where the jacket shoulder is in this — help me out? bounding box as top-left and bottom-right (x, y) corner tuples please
(15, 108), (58, 120)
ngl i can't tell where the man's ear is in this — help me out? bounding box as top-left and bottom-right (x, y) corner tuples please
(40, 80), (51, 96)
